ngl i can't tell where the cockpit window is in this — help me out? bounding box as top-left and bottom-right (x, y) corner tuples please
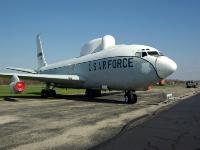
(147, 51), (159, 56)
(142, 52), (147, 57)
(135, 52), (147, 57)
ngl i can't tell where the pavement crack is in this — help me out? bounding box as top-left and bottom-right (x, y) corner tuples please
(153, 136), (176, 142)
(193, 136), (200, 141)
(171, 131), (189, 150)
(193, 116), (200, 126)
(146, 141), (159, 150)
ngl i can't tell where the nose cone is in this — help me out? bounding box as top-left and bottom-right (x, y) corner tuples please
(156, 56), (177, 79)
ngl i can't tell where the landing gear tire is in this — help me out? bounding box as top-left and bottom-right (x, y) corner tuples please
(85, 89), (101, 97)
(41, 89), (49, 98)
(124, 90), (137, 104)
(41, 89), (56, 98)
(49, 89), (56, 97)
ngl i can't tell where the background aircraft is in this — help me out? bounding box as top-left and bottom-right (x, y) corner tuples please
(0, 34), (177, 104)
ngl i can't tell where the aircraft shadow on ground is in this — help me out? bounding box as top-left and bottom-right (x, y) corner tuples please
(57, 94), (125, 104)
(2, 91), (125, 104)
(3, 97), (19, 102)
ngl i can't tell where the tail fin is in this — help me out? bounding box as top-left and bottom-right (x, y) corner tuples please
(36, 34), (47, 69)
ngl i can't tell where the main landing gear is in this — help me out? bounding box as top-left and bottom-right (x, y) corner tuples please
(124, 90), (137, 104)
(41, 89), (56, 98)
(41, 84), (56, 98)
(85, 89), (101, 97)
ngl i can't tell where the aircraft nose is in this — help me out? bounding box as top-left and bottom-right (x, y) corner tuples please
(156, 56), (177, 79)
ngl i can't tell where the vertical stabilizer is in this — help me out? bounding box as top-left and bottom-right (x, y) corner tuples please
(36, 34), (47, 69)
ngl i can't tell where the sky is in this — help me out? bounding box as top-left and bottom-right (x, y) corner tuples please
(0, 0), (200, 80)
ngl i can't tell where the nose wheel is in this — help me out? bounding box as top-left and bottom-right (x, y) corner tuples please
(124, 90), (137, 104)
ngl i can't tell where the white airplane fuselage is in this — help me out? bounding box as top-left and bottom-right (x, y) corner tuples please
(39, 44), (176, 91)
(0, 34), (177, 103)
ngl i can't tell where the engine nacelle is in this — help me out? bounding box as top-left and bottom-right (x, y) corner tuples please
(9, 81), (25, 93)
(9, 75), (25, 93)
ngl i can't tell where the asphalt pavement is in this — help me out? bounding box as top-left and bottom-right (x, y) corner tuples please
(92, 94), (200, 150)
(0, 92), (165, 150)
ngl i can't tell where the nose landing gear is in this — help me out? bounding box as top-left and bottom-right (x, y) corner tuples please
(124, 90), (137, 104)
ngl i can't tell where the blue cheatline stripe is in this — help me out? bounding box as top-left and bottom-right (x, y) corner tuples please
(40, 56), (162, 79)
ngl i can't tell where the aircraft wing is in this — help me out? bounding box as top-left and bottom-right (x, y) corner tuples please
(6, 67), (37, 74)
(0, 73), (85, 85)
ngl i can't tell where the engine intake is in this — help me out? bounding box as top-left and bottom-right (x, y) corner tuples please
(10, 81), (25, 93)
(9, 75), (25, 93)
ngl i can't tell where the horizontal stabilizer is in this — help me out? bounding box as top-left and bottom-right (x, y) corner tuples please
(6, 67), (37, 74)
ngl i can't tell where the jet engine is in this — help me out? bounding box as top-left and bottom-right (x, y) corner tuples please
(9, 75), (25, 93)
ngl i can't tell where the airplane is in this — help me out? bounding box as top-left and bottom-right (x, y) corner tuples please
(0, 34), (177, 104)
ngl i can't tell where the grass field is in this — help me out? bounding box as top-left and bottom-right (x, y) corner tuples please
(0, 84), (85, 98)
(0, 82), (186, 100)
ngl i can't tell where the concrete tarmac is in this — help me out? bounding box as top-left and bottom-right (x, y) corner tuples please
(92, 94), (200, 150)
(0, 91), (166, 150)
(0, 87), (199, 150)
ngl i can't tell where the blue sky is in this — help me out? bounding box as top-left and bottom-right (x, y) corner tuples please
(0, 0), (200, 80)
